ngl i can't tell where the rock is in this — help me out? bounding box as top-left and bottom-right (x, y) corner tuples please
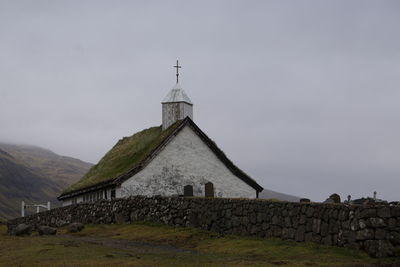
(338, 210), (348, 221)
(329, 194), (341, 204)
(38, 226), (57, 235)
(366, 217), (386, 228)
(377, 207), (391, 218)
(391, 207), (400, 217)
(115, 213), (128, 224)
(359, 208), (376, 218)
(306, 207), (314, 217)
(375, 229), (386, 240)
(67, 222), (85, 233)
(388, 232), (400, 246)
(363, 240), (394, 258)
(312, 219), (321, 234)
(15, 224), (32, 236)
(358, 219), (367, 229)
(356, 229), (374, 240)
(295, 225), (305, 242)
(320, 222), (328, 236)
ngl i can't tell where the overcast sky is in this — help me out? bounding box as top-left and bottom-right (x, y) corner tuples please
(1, 1), (399, 201)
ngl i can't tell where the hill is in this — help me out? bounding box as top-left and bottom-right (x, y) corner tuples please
(0, 144), (92, 219)
(259, 188), (301, 202)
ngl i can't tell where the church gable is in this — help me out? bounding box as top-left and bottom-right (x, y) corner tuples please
(121, 123), (257, 198)
(59, 62), (263, 202)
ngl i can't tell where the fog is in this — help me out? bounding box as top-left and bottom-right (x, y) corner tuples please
(1, 1), (400, 201)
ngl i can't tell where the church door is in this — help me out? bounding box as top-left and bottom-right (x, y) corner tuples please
(205, 182), (214, 198)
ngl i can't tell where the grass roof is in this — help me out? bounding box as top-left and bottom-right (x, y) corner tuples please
(62, 122), (182, 194)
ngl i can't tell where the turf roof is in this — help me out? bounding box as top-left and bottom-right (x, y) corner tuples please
(62, 121), (182, 195)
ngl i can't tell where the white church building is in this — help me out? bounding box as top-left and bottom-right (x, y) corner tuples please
(59, 63), (263, 206)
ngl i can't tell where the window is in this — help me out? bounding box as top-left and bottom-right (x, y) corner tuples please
(184, 185), (193, 197)
(205, 182), (214, 198)
(104, 189), (107, 199)
(111, 189), (116, 199)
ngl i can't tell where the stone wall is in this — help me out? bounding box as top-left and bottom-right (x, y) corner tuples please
(7, 196), (400, 257)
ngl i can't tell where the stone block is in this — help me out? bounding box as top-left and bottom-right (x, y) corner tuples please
(388, 231), (400, 246)
(356, 229), (374, 240)
(364, 240), (394, 258)
(312, 219), (321, 234)
(366, 218), (386, 228)
(359, 208), (376, 219)
(377, 207), (391, 218)
(375, 229), (386, 240)
(391, 207), (400, 217)
(320, 222), (328, 236)
(295, 225), (305, 242)
(306, 207), (314, 218)
(338, 210), (348, 221)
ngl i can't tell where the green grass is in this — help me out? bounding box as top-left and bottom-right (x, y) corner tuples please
(1, 223), (399, 266)
(62, 121), (182, 195)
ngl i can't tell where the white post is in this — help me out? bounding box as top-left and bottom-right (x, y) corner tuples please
(47, 201), (51, 211)
(36, 206), (40, 213)
(21, 201), (25, 217)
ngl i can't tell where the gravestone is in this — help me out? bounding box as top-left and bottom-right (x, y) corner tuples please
(184, 185), (193, 197)
(205, 182), (214, 198)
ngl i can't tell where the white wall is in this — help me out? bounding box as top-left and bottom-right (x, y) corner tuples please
(162, 102), (193, 130)
(121, 125), (256, 198)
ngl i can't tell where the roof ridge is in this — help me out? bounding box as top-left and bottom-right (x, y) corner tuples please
(59, 117), (263, 200)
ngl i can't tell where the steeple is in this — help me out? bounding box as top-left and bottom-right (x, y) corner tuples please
(162, 61), (193, 130)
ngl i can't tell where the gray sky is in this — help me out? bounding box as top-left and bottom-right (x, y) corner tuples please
(1, 0), (400, 201)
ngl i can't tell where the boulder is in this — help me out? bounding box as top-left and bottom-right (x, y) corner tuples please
(329, 194), (341, 204)
(67, 222), (85, 233)
(15, 224), (32, 236)
(38, 225), (57, 235)
(364, 240), (394, 258)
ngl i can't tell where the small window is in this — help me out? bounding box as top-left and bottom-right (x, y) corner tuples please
(205, 182), (214, 198)
(104, 189), (107, 200)
(111, 189), (116, 199)
(184, 185), (193, 197)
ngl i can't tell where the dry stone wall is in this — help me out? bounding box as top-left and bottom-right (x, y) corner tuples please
(7, 196), (400, 257)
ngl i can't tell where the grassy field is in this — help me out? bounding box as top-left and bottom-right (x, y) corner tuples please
(0, 223), (399, 267)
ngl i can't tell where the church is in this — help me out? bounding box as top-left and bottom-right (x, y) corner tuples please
(58, 62), (263, 206)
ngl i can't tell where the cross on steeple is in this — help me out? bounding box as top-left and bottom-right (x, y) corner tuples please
(173, 60), (181, 84)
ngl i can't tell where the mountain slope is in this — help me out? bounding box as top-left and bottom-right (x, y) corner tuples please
(0, 144), (92, 219)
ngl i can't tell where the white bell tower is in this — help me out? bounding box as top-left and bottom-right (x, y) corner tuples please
(162, 61), (193, 130)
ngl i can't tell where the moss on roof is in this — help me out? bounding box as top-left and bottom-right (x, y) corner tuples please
(62, 121), (182, 194)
